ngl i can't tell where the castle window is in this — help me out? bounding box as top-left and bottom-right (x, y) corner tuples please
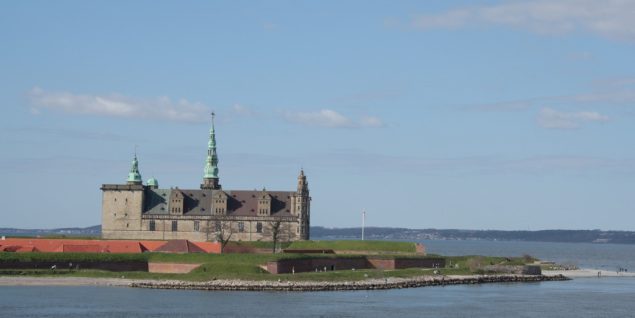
(194, 221), (200, 232)
(238, 222), (245, 233)
(256, 222), (262, 233)
(172, 221), (178, 232)
(149, 220), (156, 231)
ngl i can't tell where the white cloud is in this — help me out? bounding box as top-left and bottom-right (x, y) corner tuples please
(231, 103), (257, 117)
(537, 107), (609, 129)
(411, 0), (635, 41)
(282, 109), (384, 128)
(469, 77), (635, 113)
(359, 116), (384, 128)
(283, 109), (353, 128)
(28, 87), (210, 123)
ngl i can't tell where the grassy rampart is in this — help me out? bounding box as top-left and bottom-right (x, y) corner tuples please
(0, 241), (537, 282)
(288, 240), (417, 253)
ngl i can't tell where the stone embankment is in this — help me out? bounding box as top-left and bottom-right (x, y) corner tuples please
(130, 274), (569, 292)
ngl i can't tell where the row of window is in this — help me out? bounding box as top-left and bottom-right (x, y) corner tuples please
(171, 207), (182, 213)
(148, 220), (264, 233)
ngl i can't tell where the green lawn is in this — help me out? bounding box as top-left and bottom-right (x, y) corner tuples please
(287, 240), (417, 253)
(0, 241), (537, 282)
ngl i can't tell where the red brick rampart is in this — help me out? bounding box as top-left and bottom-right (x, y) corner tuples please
(266, 257), (446, 274)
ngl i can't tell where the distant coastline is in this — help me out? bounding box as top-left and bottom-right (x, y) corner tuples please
(3, 225), (635, 245)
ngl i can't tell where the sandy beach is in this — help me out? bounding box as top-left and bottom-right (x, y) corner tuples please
(543, 269), (635, 278)
(0, 276), (135, 287)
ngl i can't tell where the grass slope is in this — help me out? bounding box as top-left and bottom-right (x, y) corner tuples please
(288, 240), (417, 253)
(0, 240), (535, 282)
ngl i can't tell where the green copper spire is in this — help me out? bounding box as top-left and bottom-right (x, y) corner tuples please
(203, 112), (219, 179)
(127, 152), (142, 185)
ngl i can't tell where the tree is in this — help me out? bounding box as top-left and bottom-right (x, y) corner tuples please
(215, 221), (233, 253)
(270, 220), (282, 254)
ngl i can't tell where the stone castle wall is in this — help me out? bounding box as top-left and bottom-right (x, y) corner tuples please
(101, 186), (144, 236)
(101, 200), (303, 242)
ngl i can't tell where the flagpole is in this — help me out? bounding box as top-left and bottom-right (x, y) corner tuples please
(362, 210), (366, 241)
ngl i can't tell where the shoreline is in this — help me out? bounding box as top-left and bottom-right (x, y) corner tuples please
(3, 268), (631, 290)
(543, 269), (635, 278)
(0, 274), (569, 290)
(129, 274), (569, 291)
(0, 276), (134, 287)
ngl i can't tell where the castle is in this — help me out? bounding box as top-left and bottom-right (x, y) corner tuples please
(101, 114), (310, 242)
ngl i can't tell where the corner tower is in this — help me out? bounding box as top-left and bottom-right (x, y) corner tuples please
(294, 169), (310, 239)
(101, 151), (145, 239)
(201, 112), (221, 190)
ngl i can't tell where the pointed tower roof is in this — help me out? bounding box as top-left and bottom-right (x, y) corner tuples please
(202, 112), (221, 189)
(127, 153), (142, 185)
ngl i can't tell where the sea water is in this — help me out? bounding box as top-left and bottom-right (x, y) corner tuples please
(1, 240), (634, 318)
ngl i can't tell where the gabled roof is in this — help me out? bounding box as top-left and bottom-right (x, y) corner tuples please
(190, 241), (221, 253)
(139, 241), (167, 252)
(214, 191), (228, 199)
(1, 245), (36, 252)
(154, 240), (207, 253)
(0, 238), (143, 253)
(170, 189), (184, 199)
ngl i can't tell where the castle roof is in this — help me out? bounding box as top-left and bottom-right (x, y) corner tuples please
(143, 188), (295, 217)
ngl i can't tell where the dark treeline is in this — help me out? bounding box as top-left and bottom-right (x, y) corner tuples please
(311, 227), (635, 244)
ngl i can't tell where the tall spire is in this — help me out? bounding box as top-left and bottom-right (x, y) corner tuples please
(127, 149), (142, 185)
(202, 112), (221, 189)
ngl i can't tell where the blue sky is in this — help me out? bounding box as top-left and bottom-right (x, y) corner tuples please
(1, 0), (634, 230)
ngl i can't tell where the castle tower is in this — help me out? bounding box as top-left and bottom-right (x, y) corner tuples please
(297, 169), (308, 194)
(127, 153), (142, 185)
(295, 169), (310, 239)
(201, 112), (221, 190)
(101, 151), (145, 239)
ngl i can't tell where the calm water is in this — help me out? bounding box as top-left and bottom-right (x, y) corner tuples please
(422, 239), (635, 270)
(1, 240), (634, 318)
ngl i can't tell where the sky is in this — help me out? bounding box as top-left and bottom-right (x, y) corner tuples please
(1, 0), (634, 230)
